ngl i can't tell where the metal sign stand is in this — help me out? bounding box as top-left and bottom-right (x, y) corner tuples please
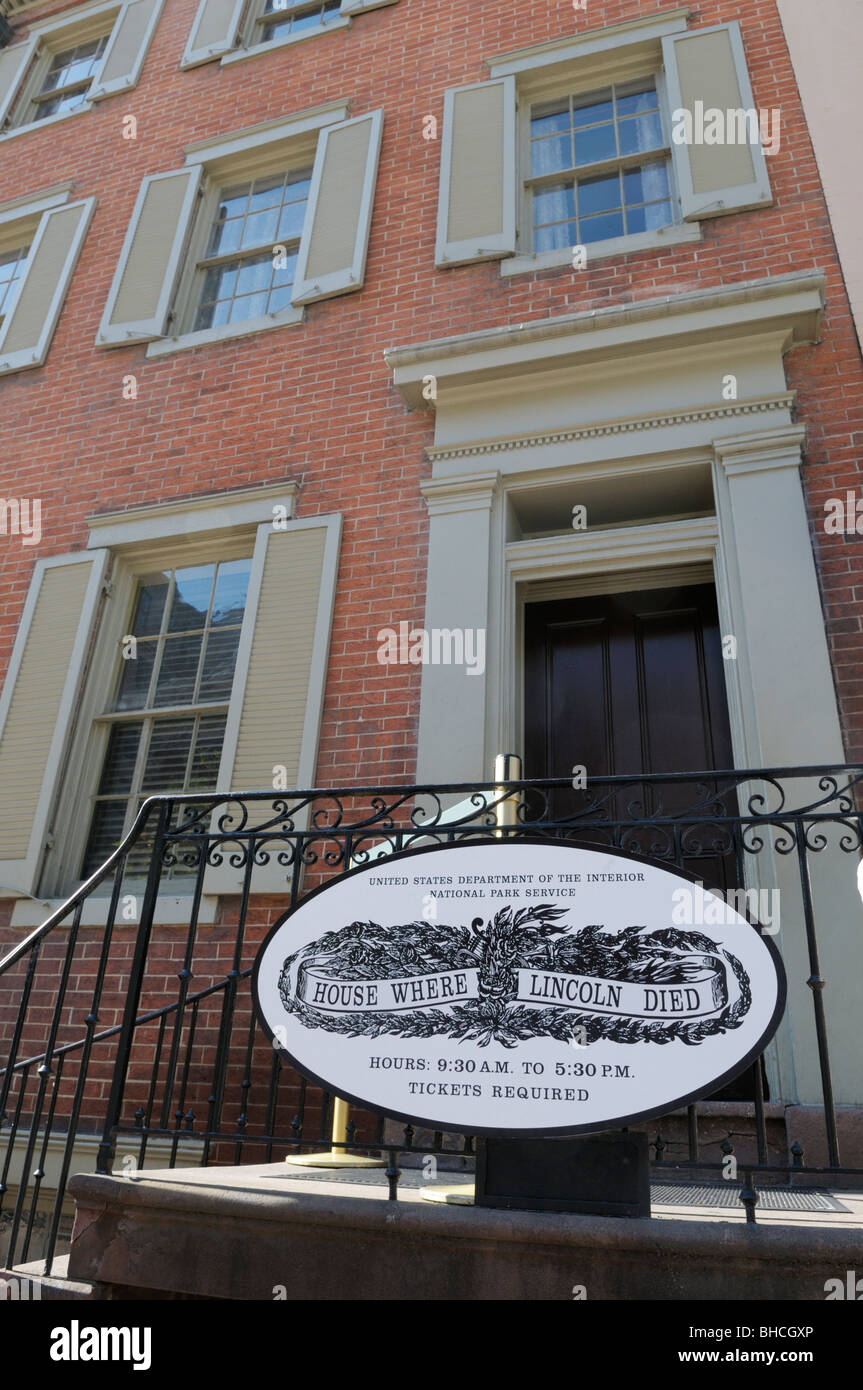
(422, 754), (652, 1216)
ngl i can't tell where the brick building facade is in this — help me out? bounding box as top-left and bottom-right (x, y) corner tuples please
(1, 0), (862, 1249)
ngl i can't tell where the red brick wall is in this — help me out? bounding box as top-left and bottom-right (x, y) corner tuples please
(1, 0), (861, 1143)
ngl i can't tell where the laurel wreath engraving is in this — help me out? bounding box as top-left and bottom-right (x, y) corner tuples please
(277, 905), (750, 1048)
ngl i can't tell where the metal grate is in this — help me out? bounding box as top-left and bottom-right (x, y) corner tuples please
(276, 1169), (851, 1212)
(650, 1182), (849, 1213)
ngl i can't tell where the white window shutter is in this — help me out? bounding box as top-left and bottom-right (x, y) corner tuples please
(0, 198), (95, 376)
(182, 0), (245, 68)
(0, 551), (108, 896)
(435, 76), (516, 267)
(0, 36), (37, 130)
(662, 22), (773, 220)
(97, 167), (201, 346)
(204, 517), (341, 896)
(88, 0), (164, 102)
(291, 110), (383, 305)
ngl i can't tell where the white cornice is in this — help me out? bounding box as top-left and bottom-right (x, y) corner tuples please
(714, 425), (807, 475)
(385, 272), (825, 410)
(420, 472), (500, 516)
(426, 394), (796, 464)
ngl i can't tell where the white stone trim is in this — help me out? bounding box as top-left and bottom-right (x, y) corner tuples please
(182, 102), (349, 165)
(146, 304), (304, 359)
(426, 394), (797, 463)
(501, 222), (701, 278)
(486, 6), (691, 77)
(0, 182), (72, 225)
(0, 102), (90, 144)
(386, 272), (825, 409)
(86, 482), (299, 549)
(10, 893), (219, 927)
(714, 425), (808, 475)
(220, 13), (350, 66)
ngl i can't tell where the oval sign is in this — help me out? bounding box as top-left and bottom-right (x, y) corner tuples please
(252, 839), (786, 1136)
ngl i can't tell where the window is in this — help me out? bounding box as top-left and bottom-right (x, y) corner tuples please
(435, 16), (772, 271)
(182, 0), (399, 69)
(0, 0), (163, 138)
(255, 0), (342, 45)
(529, 79), (672, 252)
(27, 35), (109, 122)
(0, 191), (94, 376)
(0, 244), (29, 327)
(97, 107), (384, 354)
(193, 169), (311, 331)
(82, 558), (252, 879)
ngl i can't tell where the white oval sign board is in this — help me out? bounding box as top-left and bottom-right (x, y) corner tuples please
(252, 840), (786, 1135)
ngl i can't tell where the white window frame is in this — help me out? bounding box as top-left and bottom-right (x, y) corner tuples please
(32, 483), (301, 916)
(0, 0), (159, 141)
(509, 64), (700, 276)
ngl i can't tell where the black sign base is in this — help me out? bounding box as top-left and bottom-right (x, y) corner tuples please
(474, 1131), (651, 1218)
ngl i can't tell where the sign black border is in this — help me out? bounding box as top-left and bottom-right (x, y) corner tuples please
(250, 836), (788, 1138)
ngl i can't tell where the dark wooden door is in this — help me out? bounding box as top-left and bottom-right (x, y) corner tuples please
(525, 583), (734, 879)
(524, 583), (758, 1101)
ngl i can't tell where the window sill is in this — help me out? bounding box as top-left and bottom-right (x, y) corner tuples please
(219, 16), (350, 67)
(9, 893), (219, 928)
(0, 103), (91, 143)
(146, 304), (305, 358)
(500, 221), (702, 277)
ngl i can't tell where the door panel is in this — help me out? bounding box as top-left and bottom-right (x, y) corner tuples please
(524, 582), (760, 1101)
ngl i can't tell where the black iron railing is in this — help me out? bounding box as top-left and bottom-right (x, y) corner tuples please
(2, 767), (862, 1273)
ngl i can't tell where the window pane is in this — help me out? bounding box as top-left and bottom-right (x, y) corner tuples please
(199, 628), (241, 701)
(571, 89), (613, 128)
(616, 82), (658, 118)
(249, 175), (285, 212)
(189, 715), (227, 789)
(140, 718), (195, 790)
(130, 575), (170, 636)
(531, 100), (570, 138)
(115, 640), (157, 710)
(276, 199), (306, 241)
(578, 173), (621, 217)
(623, 161), (670, 205)
(573, 122), (617, 167)
(534, 184), (576, 227)
(81, 800), (128, 878)
(243, 207), (280, 248)
(211, 559), (251, 625)
(153, 633), (203, 706)
(235, 257), (273, 297)
(41, 37), (106, 92)
(580, 211), (624, 243)
(531, 133), (571, 176)
(618, 110), (663, 156)
(643, 199), (672, 230)
(266, 279), (294, 314)
(207, 209), (245, 257)
(0, 247), (29, 319)
(97, 723), (142, 794)
(228, 290), (268, 324)
(534, 221), (577, 253)
(168, 565), (215, 632)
